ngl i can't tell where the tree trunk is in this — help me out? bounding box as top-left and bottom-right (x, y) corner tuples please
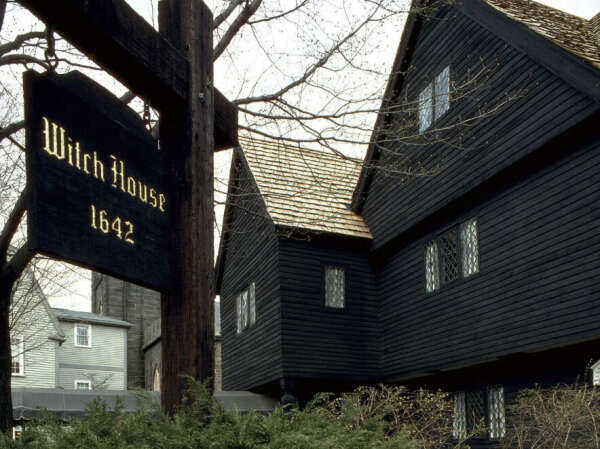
(0, 280), (13, 434)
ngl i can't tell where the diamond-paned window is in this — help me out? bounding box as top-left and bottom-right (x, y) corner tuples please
(418, 83), (433, 133)
(466, 391), (485, 431)
(325, 266), (345, 308)
(440, 229), (459, 283)
(461, 218), (479, 277)
(249, 282), (256, 325)
(434, 66), (450, 119)
(488, 386), (506, 439)
(453, 392), (467, 439)
(240, 289), (249, 330)
(425, 242), (440, 293)
(236, 293), (242, 334)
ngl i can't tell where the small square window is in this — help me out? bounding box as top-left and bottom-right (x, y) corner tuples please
(75, 324), (91, 347)
(11, 337), (24, 376)
(325, 266), (345, 308)
(75, 380), (92, 390)
(461, 218), (479, 277)
(418, 65), (451, 133)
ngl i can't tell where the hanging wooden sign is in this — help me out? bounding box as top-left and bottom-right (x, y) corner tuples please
(25, 70), (172, 292)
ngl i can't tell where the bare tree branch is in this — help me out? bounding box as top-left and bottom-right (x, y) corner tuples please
(0, 120), (24, 142)
(2, 245), (34, 285)
(213, 0), (244, 30)
(0, 31), (45, 57)
(0, 187), (27, 265)
(248, 0), (309, 25)
(213, 0), (263, 61)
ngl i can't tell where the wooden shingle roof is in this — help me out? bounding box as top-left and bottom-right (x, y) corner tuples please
(240, 137), (372, 239)
(486, 0), (600, 68)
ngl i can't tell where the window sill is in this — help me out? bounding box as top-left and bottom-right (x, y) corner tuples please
(11, 374), (25, 377)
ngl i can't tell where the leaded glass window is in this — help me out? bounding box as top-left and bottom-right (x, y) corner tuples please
(461, 218), (479, 277)
(488, 386), (506, 439)
(241, 289), (249, 329)
(466, 391), (485, 432)
(440, 229), (458, 283)
(249, 282), (256, 325)
(236, 293), (242, 334)
(425, 242), (440, 293)
(325, 266), (345, 308)
(418, 83), (433, 133)
(453, 392), (467, 439)
(434, 66), (450, 119)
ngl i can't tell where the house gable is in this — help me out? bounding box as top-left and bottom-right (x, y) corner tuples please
(353, 0), (600, 251)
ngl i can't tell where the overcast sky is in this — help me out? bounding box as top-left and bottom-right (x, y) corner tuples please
(47, 0), (599, 311)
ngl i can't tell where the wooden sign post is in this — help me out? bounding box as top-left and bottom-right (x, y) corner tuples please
(19, 0), (235, 412)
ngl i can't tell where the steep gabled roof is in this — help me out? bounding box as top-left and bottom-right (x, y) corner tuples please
(241, 137), (372, 239)
(352, 0), (600, 211)
(215, 137), (372, 294)
(485, 0), (600, 68)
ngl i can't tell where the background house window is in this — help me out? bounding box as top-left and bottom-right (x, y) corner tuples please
(418, 65), (451, 132)
(440, 229), (459, 284)
(461, 218), (479, 277)
(488, 386), (506, 439)
(325, 266), (345, 308)
(153, 366), (160, 392)
(425, 242), (440, 292)
(75, 380), (92, 390)
(236, 283), (256, 334)
(75, 324), (91, 347)
(11, 337), (24, 376)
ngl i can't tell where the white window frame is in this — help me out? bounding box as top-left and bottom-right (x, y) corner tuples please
(325, 266), (345, 309)
(418, 65), (451, 133)
(11, 336), (24, 376)
(74, 379), (92, 390)
(74, 324), (92, 348)
(12, 425), (23, 440)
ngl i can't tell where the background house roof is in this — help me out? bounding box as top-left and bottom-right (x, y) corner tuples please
(240, 137), (372, 239)
(51, 308), (131, 328)
(486, 0), (600, 68)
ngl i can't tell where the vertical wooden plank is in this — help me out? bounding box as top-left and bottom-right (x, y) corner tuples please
(159, 0), (214, 412)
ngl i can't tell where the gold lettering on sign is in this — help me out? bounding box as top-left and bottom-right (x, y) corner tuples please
(40, 118), (167, 214)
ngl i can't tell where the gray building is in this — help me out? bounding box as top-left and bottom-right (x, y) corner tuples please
(92, 273), (222, 391)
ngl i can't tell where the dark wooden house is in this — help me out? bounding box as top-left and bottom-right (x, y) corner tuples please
(216, 0), (600, 445)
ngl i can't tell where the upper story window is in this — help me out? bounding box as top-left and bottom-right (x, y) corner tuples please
(75, 380), (92, 390)
(418, 65), (451, 133)
(236, 282), (256, 334)
(425, 218), (479, 293)
(75, 324), (92, 347)
(11, 336), (24, 376)
(325, 266), (345, 308)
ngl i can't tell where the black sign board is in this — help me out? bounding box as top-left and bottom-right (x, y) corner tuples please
(25, 70), (172, 292)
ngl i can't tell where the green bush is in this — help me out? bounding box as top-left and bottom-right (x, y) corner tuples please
(0, 382), (469, 449)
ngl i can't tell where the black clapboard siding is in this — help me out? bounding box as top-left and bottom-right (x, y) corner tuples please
(220, 158), (283, 391)
(379, 135), (600, 380)
(278, 239), (379, 382)
(362, 5), (599, 250)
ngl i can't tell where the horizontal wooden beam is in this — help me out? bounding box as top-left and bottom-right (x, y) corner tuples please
(18, 0), (238, 149)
